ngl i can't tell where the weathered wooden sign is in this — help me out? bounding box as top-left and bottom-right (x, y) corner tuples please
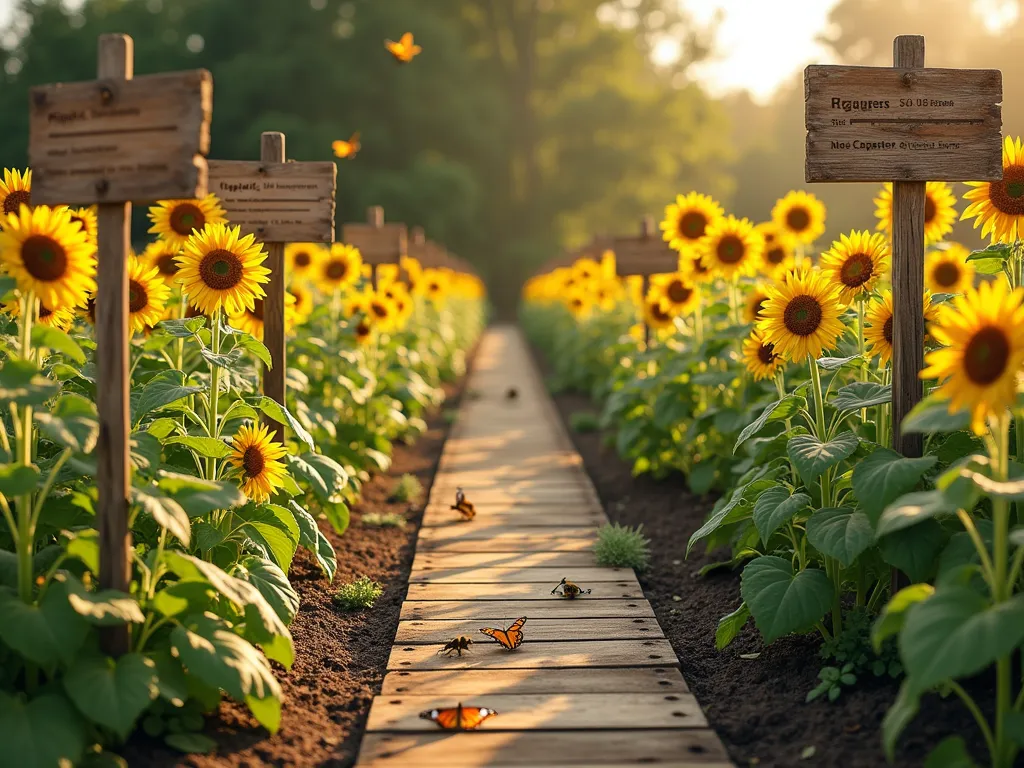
(207, 159), (336, 243)
(343, 206), (408, 267)
(805, 64), (1002, 182)
(29, 66), (211, 205)
(612, 218), (676, 277)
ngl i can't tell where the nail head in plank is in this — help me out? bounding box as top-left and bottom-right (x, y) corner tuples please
(401, 600), (655, 621)
(388, 639), (678, 671)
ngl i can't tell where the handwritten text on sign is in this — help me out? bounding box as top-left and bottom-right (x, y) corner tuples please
(207, 160), (337, 243)
(29, 70), (212, 205)
(804, 65), (1002, 182)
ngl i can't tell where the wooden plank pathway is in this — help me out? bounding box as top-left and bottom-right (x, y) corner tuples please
(354, 326), (732, 768)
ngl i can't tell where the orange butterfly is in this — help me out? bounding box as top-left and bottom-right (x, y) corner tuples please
(332, 132), (360, 160)
(385, 32), (422, 63)
(451, 487), (476, 521)
(419, 703), (498, 730)
(479, 617), (527, 651)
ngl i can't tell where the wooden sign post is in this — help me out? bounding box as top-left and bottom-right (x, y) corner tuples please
(612, 216), (678, 344)
(342, 207), (407, 288)
(29, 34), (212, 654)
(207, 134), (336, 439)
(805, 35), (1002, 457)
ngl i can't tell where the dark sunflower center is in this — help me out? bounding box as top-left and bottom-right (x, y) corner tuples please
(757, 342), (777, 365)
(326, 260), (347, 280)
(786, 207), (811, 232)
(21, 235), (68, 282)
(428, 281), (441, 293)
(650, 303), (672, 322)
(157, 252), (178, 276)
(199, 249), (243, 291)
(925, 196), (936, 224)
(839, 252), (874, 287)
(989, 166), (1024, 215)
(242, 445), (265, 478)
(964, 325), (1011, 385)
(883, 316), (894, 345)
(2, 190), (30, 215)
(169, 203), (206, 236)
(571, 298), (583, 310)
(667, 280), (693, 304)
(751, 296), (767, 320)
(766, 246), (786, 265)
(371, 301), (388, 319)
(783, 295), (823, 336)
(356, 321), (371, 337)
(249, 298), (264, 320)
(294, 251), (312, 268)
(933, 261), (961, 287)
(693, 256), (710, 274)
(716, 234), (746, 265)
(679, 211), (707, 240)
(86, 297), (96, 323)
(70, 215), (87, 232)
(38, 304), (52, 319)
(128, 279), (148, 313)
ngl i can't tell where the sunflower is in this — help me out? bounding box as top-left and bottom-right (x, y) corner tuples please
(772, 190), (826, 245)
(566, 290), (592, 320)
(418, 268), (450, 307)
(227, 422), (289, 503)
(353, 315), (375, 345)
(0, 168), (31, 218)
(758, 269), (846, 361)
(744, 284), (771, 324)
(318, 244), (362, 293)
(699, 215), (764, 279)
(819, 230), (891, 304)
(643, 296), (677, 330)
(921, 279), (1024, 434)
(742, 328), (784, 381)
(755, 222), (795, 278)
(127, 254), (172, 334)
(289, 282), (314, 322)
(401, 255), (423, 289)
(140, 239), (184, 287)
(650, 273), (699, 315)
(227, 294), (297, 341)
(383, 281), (414, 325)
(367, 291), (398, 332)
(65, 206), (97, 243)
(286, 242), (324, 280)
(376, 263), (401, 288)
(148, 195), (227, 252)
(864, 289), (940, 367)
(925, 244), (975, 295)
(593, 277), (623, 311)
(874, 181), (957, 245)
(600, 249), (617, 279)
(681, 252), (716, 284)
(176, 223), (270, 316)
(661, 192), (725, 254)
(962, 136), (1024, 243)
(4, 296), (76, 332)
(572, 257), (600, 283)
(0, 205), (96, 310)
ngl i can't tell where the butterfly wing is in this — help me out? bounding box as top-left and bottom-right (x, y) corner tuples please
(422, 707), (461, 729)
(459, 707), (498, 730)
(505, 617), (527, 649)
(479, 626), (512, 649)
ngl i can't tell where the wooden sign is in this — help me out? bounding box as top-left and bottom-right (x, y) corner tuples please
(612, 217), (676, 278)
(343, 206), (407, 267)
(29, 67), (211, 205)
(805, 64), (1001, 182)
(207, 159), (336, 244)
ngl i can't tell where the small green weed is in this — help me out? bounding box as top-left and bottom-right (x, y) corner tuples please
(806, 663), (857, 703)
(362, 511), (407, 528)
(569, 411), (600, 433)
(390, 473), (423, 504)
(333, 576), (383, 611)
(594, 522), (651, 571)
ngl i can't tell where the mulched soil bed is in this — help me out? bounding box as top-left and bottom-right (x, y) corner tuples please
(121, 367), (471, 768)
(542, 377), (989, 768)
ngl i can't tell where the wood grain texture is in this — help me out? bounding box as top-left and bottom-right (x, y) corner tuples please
(421, 509), (607, 529)
(389, 639), (678, 671)
(395, 617), (663, 643)
(343, 221), (408, 266)
(412, 551), (601, 570)
(366, 692), (707, 731)
(382, 666), (688, 695)
(611, 234), (677, 278)
(409, 566), (629, 585)
(401, 599), (655, 621)
(29, 61), (211, 205)
(404, 581), (642, 601)
(258, 133), (287, 441)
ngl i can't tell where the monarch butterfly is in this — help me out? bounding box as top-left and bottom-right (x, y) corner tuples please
(419, 703), (498, 730)
(479, 617), (527, 650)
(437, 636), (473, 657)
(451, 487), (476, 521)
(332, 132), (361, 160)
(385, 32), (422, 64)
(551, 577), (591, 599)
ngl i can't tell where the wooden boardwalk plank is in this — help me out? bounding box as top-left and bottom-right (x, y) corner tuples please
(404, 582), (642, 601)
(388, 639), (678, 671)
(419, 526), (598, 542)
(381, 667), (689, 695)
(412, 551), (601, 570)
(395, 617), (664, 644)
(409, 566), (634, 584)
(401, 600), (655, 621)
(421, 511), (607, 528)
(366, 692), (707, 732)
(419, 537), (596, 553)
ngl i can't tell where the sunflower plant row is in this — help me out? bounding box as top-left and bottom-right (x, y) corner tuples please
(523, 136), (1024, 768)
(0, 168), (485, 765)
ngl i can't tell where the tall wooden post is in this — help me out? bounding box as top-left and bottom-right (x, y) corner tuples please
(342, 208), (407, 289)
(95, 34), (132, 656)
(260, 132), (287, 441)
(890, 35), (926, 459)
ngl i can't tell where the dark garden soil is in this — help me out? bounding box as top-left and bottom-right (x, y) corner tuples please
(539, 364), (994, 768)
(121, 359), (473, 768)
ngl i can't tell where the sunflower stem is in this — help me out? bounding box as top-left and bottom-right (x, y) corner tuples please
(16, 292), (35, 605)
(206, 309), (223, 480)
(808, 353), (832, 508)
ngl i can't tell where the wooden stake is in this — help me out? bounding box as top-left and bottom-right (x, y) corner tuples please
(96, 33), (133, 657)
(260, 132), (287, 441)
(890, 35), (926, 459)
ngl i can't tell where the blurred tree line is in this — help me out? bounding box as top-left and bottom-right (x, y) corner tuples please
(0, 0), (732, 311)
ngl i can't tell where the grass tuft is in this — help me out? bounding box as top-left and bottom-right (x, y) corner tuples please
(362, 511), (407, 528)
(333, 576), (384, 611)
(594, 522), (651, 571)
(390, 473), (424, 504)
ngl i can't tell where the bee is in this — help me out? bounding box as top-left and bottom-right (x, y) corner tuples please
(451, 487), (476, 521)
(437, 636), (474, 657)
(505, 387), (518, 400)
(551, 577), (591, 599)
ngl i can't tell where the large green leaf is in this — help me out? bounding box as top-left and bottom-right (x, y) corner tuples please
(251, 397), (314, 450)
(686, 477), (775, 555)
(852, 448), (936, 525)
(34, 393), (98, 453)
(0, 463), (40, 497)
(134, 370), (204, 422)
(883, 682), (921, 762)
(288, 501), (337, 581)
(873, 583), (935, 653)
(57, 572), (145, 626)
(156, 471), (246, 516)
(752, 487), (810, 543)
(0, 358), (59, 406)
(235, 504), (300, 574)
(901, 394), (971, 434)
(733, 395), (805, 452)
(0, 582), (88, 665)
(132, 486), (191, 545)
(901, 587), (1024, 696)
(0, 691), (87, 768)
(740, 556), (833, 643)
(877, 490), (955, 537)
(245, 693), (282, 734)
(787, 431), (859, 482)
(284, 454), (329, 500)
(805, 507), (874, 567)
(831, 381), (891, 412)
(159, 316), (206, 337)
(165, 436), (233, 459)
(879, 520), (946, 583)
(715, 602), (750, 650)
(301, 453), (349, 498)
(63, 653), (158, 738)
(234, 334), (272, 368)
(31, 325), (85, 364)
(236, 556), (299, 626)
